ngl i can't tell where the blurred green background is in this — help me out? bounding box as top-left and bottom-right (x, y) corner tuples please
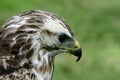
(0, 0), (120, 80)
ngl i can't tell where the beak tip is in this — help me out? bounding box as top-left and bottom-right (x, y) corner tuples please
(73, 48), (82, 62)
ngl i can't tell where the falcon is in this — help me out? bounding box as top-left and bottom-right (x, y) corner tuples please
(0, 10), (82, 80)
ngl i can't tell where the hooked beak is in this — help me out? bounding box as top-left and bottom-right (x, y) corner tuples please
(58, 40), (82, 62)
(71, 40), (82, 62)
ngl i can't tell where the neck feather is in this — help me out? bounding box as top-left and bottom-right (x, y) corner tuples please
(31, 50), (54, 80)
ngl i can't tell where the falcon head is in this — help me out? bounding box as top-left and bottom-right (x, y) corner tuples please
(40, 19), (82, 61)
(28, 10), (82, 62)
(0, 10), (82, 80)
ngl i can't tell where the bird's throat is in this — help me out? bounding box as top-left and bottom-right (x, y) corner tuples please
(32, 53), (54, 80)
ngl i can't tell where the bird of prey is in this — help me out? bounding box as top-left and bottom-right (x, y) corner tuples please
(0, 10), (82, 80)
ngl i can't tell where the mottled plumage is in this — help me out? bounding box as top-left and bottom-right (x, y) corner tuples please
(0, 10), (82, 80)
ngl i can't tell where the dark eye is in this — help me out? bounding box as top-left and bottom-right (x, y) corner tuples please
(58, 34), (69, 43)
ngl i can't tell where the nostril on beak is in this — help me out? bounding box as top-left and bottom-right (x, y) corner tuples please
(74, 40), (80, 48)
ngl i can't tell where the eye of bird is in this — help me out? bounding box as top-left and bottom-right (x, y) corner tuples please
(58, 34), (70, 43)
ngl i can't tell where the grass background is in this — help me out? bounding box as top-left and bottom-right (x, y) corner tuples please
(0, 0), (120, 80)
